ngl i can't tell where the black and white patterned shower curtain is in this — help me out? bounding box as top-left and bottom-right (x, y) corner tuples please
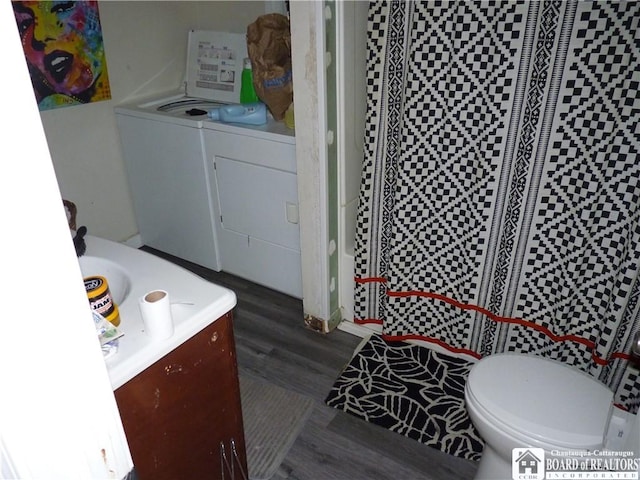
(354, 0), (640, 411)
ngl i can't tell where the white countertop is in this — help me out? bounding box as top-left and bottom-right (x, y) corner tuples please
(82, 235), (237, 390)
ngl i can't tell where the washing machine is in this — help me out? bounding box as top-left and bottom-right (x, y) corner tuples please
(115, 30), (301, 297)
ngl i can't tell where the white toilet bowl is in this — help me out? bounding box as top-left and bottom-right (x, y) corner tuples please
(464, 353), (616, 480)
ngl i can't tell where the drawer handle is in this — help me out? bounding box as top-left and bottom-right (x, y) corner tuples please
(220, 438), (247, 480)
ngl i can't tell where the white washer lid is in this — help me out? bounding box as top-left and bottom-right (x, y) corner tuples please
(467, 354), (613, 449)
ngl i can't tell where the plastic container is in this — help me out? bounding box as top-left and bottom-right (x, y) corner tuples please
(208, 102), (267, 126)
(240, 57), (259, 104)
(84, 276), (120, 326)
(284, 102), (295, 129)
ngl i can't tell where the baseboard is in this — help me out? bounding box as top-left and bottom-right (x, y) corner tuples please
(337, 320), (381, 338)
(122, 234), (142, 248)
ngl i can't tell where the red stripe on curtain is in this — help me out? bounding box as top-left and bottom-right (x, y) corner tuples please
(354, 276), (388, 284)
(354, 276), (632, 366)
(381, 333), (482, 360)
(354, 318), (383, 325)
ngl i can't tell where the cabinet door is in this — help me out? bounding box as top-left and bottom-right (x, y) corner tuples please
(114, 313), (246, 480)
(203, 128), (302, 298)
(216, 157), (299, 250)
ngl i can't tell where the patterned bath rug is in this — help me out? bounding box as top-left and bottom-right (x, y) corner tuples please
(325, 334), (484, 461)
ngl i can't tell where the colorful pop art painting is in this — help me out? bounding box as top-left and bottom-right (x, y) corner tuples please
(13, 1), (112, 111)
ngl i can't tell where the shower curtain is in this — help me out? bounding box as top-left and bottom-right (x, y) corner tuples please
(354, 0), (640, 411)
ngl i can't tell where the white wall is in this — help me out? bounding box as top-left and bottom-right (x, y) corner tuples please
(36, 1), (269, 242)
(1, 1), (132, 475)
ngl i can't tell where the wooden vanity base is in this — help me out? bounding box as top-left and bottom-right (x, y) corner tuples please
(114, 312), (247, 479)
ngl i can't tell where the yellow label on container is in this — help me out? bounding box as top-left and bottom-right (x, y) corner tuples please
(84, 276), (120, 327)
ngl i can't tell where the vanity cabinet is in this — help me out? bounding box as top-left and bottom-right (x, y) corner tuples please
(114, 312), (246, 480)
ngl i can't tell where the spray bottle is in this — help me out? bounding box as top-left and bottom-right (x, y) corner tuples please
(240, 58), (259, 104)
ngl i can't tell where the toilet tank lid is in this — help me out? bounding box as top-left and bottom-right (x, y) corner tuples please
(467, 353), (614, 449)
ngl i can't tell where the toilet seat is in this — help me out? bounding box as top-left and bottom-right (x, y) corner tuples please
(466, 383), (596, 451)
(466, 353), (613, 450)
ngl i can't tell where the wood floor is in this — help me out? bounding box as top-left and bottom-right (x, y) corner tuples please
(142, 247), (479, 480)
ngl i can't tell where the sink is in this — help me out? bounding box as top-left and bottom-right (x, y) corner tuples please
(79, 256), (131, 305)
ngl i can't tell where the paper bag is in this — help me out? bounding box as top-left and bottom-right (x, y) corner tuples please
(247, 13), (293, 121)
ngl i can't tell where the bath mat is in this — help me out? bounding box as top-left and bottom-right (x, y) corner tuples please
(325, 334), (484, 461)
(240, 375), (315, 480)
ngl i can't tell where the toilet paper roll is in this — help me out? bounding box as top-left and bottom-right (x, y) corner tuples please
(139, 290), (174, 340)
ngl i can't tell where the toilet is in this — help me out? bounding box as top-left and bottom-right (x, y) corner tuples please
(464, 353), (639, 480)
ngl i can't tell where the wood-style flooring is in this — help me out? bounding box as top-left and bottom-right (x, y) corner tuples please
(142, 247), (479, 480)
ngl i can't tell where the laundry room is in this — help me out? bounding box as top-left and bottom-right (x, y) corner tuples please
(20, 1), (301, 297)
